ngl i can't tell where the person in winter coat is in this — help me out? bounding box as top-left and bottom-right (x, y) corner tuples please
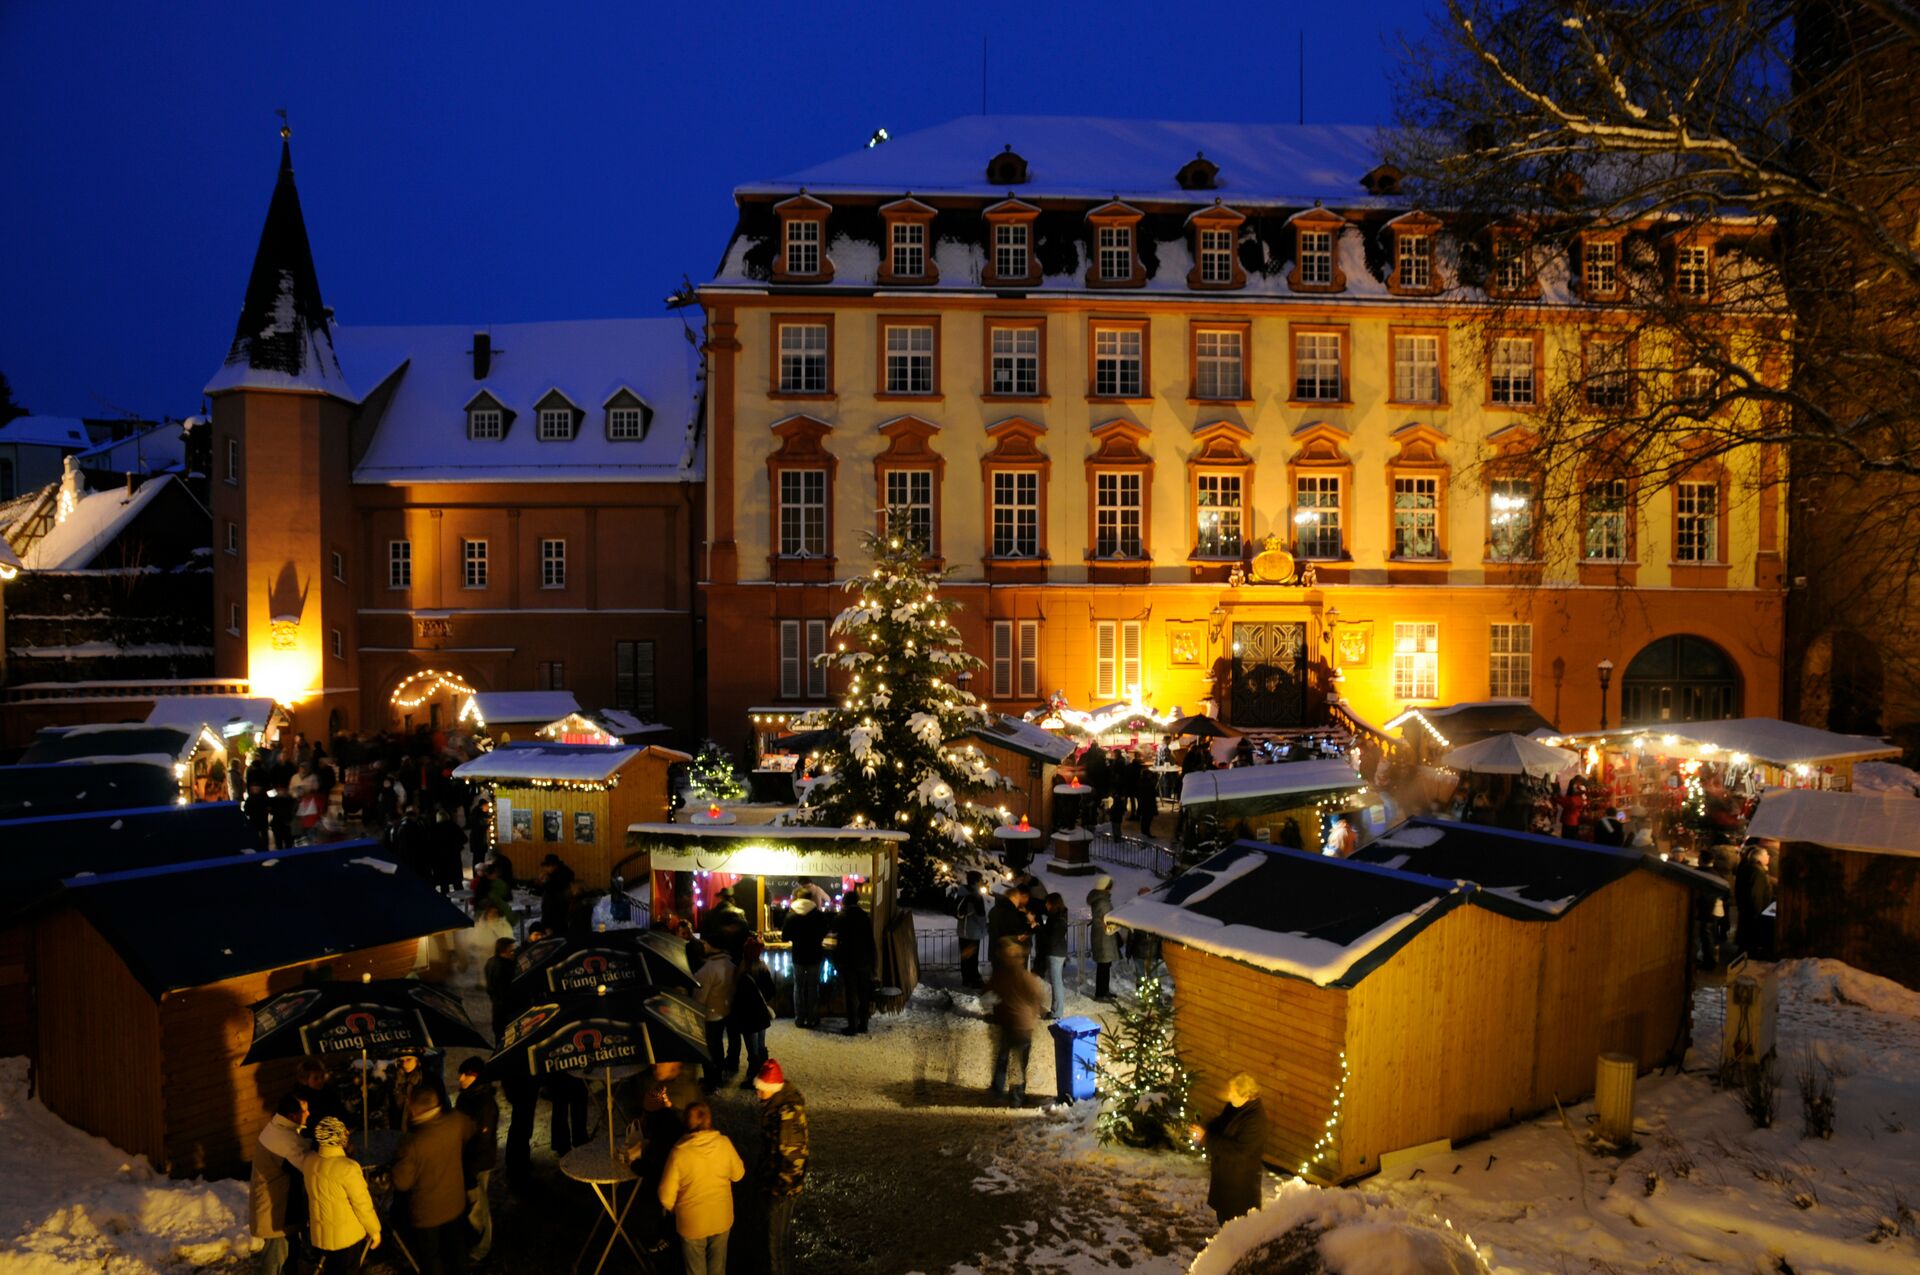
(955, 870), (990, 988)
(986, 937), (1046, 1106)
(1136, 759), (1160, 837)
(729, 939), (778, 1088)
(536, 855), (576, 934)
(1087, 876), (1119, 1001)
(657, 1102), (745, 1275)
(1734, 845), (1776, 959)
(1037, 893), (1070, 1019)
(244, 754), (274, 842)
(695, 944), (737, 1089)
(753, 1060), (809, 1275)
(305, 1117), (381, 1273)
(987, 880), (1035, 959)
(430, 809), (465, 893)
(782, 895), (831, 1028)
(628, 1060), (704, 1247)
(482, 937), (517, 1041)
(834, 889), (877, 1036)
(700, 889), (751, 962)
(1191, 1073), (1270, 1224)
(452, 1058), (499, 1264)
(384, 1051), (444, 1131)
(390, 1088), (478, 1275)
(250, 1092), (312, 1275)
(290, 1057), (349, 1132)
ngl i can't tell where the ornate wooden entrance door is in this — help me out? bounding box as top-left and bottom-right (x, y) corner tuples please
(1229, 621), (1308, 728)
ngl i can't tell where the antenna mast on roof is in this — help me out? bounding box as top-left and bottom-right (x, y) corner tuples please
(982, 34), (988, 115)
(1297, 32), (1304, 125)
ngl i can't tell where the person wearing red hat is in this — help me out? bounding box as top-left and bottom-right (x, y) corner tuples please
(752, 1060), (809, 1275)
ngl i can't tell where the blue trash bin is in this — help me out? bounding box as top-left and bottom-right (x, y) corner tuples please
(1048, 1015), (1102, 1102)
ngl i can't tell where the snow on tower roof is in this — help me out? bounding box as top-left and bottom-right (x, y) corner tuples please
(339, 318), (703, 485)
(205, 139), (353, 400)
(742, 116), (1394, 208)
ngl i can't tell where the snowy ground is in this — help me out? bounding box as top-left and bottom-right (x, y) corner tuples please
(6, 954), (1917, 1274)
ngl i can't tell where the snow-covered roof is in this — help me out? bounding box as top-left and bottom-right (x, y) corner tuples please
(1555, 718), (1899, 767)
(340, 318), (703, 485)
(1748, 789), (1920, 858)
(144, 696), (280, 736)
(743, 116), (1392, 207)
(590, 709), (670, 739)
(969, 714), (1076, 765)
(20, 474), (176, 571)
(21, 723), (203, 767)
(452, 744), (643, 784)
(462, 690), (582, 727)
(1181, 759), (1364, 810)
(0, 415), (91, 449)
(74, 419), (189, 475)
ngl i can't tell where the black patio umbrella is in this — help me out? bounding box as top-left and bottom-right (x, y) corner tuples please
(486, 984), (709, 1165)
(506, 928), (698, 1007)
(1166, 713), (1235, 739)
(242, 975), (489, 1135)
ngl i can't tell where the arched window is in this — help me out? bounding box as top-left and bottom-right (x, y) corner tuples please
(1621, 635), (1741, 725)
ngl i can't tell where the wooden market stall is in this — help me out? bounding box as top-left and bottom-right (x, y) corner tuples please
(0, 760), (179, 821)
(454, 742), (688, 888)
(968, 714), (1077, 828)
(1748, 789), (1920, 989)
(20, 842), (469, 1177)
(1549, 717), (1900, 795)
(0, 802), (264, 1056)
(1384, 702), (1556, 766)
(458, 690), (583, 743)
(144, 696), (286, 798)
(1179, 758), (1373, 852)
(19, 722), (228, 805)
(1115, 820), (1714, 1183)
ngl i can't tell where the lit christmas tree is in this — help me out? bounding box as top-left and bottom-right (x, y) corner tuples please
(797, 529), (1000, 902)
(1095, 964), (1197, 1152)
(688, 739), (747, 801)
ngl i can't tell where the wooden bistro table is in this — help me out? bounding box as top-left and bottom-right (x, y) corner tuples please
(560, 1143), (647, 1275)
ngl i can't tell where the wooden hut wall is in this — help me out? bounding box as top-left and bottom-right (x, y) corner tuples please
(620, 752), (677, 827)
(499, 785), (616, 886)
(1527, 871), (1693, 1106)
(0, 924), (32, 1056)
(1340, 906), (1543, 1182)
(972, 738), (1051, 825)
(1777, 841), (1920, 990)
(32, 910), (167, 1167)
(1161, 941), (1346, 1175)
(156, 938), (423, 1177)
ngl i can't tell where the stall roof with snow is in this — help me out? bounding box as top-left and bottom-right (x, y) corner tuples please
(0, 761), (181, 820)
(453, 742), (644, 785)
(1180, 758), (1365, 818)
(143, 695), (282, 739)
(459, 744), (685, 888)
(1385, 701), (1555, 751)
(459, 690), (583, 731)
(624, 822), (906, 879)
(1551, 717), (1899, 769)
(20, 722), (209, 767)
(0, 801), (263, 921)
(1117, 835), (1701, 1182)
(969, 714), (1077, 765)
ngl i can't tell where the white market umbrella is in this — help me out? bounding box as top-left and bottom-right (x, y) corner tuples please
(1440, 733), (1578, 778)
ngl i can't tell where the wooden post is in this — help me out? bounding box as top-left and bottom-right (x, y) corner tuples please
(1595, 1052), (1636, 1142)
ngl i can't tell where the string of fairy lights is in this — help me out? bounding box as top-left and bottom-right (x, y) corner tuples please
(1296, 1049), (1348, 1178)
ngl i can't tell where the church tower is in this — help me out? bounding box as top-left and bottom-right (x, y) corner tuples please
(206, 130), (359, 736)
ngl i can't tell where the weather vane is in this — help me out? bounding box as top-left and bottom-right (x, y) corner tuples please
(276, 108), (290, 141)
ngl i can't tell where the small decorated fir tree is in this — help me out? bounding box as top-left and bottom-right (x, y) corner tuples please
(797, 529), (1000, 902)
(689, 739), (747, 802)
(1095, 963), (1196, 1152)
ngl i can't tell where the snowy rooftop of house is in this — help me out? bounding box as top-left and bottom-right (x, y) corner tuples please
(1354, 817), (1723, 917)
(60, 842), (469, 995)
(144, 695), (279, 736)
(1748, 789), (1920, 858)
(74, 418), (189, 476)
(970, 714), (1077, 765)
(0, 762), (180, 821)
(0, 415), (92, 449)
(21, 723), (202, 767)
(1112, 841), (1465, 988)
(589, 709), (670, 738)
(741, 116), (1393, 207)
(20, 473), (176, 572)
(0, 802), (262, 920)
(452, 743), (645, 784)
(1181, 758), (1364, 810)
(462, 690), (583, 726)
(340, 318), (703, 485)
(1556, 717), (1899, 767)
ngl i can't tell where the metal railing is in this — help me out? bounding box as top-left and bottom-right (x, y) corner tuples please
(916, 917), (1094, 970)
(1091, 833), (1178, 878)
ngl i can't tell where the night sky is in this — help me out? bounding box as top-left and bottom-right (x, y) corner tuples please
(1, 0), (1437, 419)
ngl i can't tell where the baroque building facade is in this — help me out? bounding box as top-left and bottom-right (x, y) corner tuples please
(699, 117), (1786, 753)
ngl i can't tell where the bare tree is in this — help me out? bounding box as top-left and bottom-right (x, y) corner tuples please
(1390, 1), (1920, 736)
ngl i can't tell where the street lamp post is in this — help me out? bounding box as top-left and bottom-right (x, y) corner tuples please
(1597, 658), (1615, 730)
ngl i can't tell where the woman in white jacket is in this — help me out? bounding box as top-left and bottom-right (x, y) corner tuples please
(304, 1117), (382, 1273)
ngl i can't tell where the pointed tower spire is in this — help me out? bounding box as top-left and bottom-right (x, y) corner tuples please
(205, 124), (352, 398)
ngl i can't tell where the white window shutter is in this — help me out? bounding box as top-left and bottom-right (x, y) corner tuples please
(1095, 621), (1117, 700)
(1018, 621), (1039, 698)
(992, 621), (1013, 698)
(806, 620), (829, 697)
(1122, 621), (1143, 696)
(779, 621), (801, 698)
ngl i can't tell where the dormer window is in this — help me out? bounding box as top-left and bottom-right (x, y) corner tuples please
(995, 223), (1029, 279)
(982, 199), (1041, 287)
(1099, 227), (1132, 279)
(1300, 231), (1333, 284)
(1198, 229), (1233, 282)
(878, 198), (939, 286)
(1288, 209), (1347, 292)
(1493, 236), (1527, 294)
(1187, 203), (1247, 290)
(1581, 235), (1622, 300)
(772, 194), (834, 284)
(1386, 211), (1444, 295)
(1399, 235), (1432, 289)
(604, 388), (653, 440)
(1676, 243), (1712, 299)
(465, 391), (511, 440)
(1085, 202), (1145, 289)
(1175, 153), (1220, 191)
(533, 390), (580, 441)
(985, 146), (1028, 185)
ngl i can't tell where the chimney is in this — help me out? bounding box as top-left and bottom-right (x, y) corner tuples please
(472, 332), (492, 380)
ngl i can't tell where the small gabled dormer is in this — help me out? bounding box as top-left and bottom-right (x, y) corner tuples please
(465, 390), (513, 441)
(982, 198), (1041, 287)
(1385, 210), (1444, 295)
(1187, 201), (1246, 290)
(985, 145), (1028, 186)
(1175, 152), (1220, 191)
(877, 197), (940, 286)
(533, 388), (582, 441)
(1360, 163), (1404, 197)
(1287, 206), (1347, 293)
(772, 193), (834, 285)
(604, 387), (654, 441)
(1085, 201), (1146, 289)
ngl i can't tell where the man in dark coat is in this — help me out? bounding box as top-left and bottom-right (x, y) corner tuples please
(244, 753), (274, 841)
(1087, 876), (1119, 1001)
(452, 1058), (499, 1263)
(834, 890), (877, 1036)
(1734, 845), (1776, 959)
(987, 880), (1034, 961)
(1192, 1073), (1269, 1224)
(1135, 758), (1160, 838)
(390, 1088), (478, 1275)
(536, 855), (576, 934)
(752, 1060), (809, 1275)
(482, 938), (516, 1042)
(782, 896), (831, 1028)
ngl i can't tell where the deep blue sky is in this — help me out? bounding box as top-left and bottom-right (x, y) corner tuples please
(0, 1), (1435, 419)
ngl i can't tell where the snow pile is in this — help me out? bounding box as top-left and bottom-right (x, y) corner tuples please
(1775, 956), (1920, 1019)
(1191, 1181), (1491, 1275)
(0, 1057), (253, 1272)
(1852, 760), (1920, 797)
